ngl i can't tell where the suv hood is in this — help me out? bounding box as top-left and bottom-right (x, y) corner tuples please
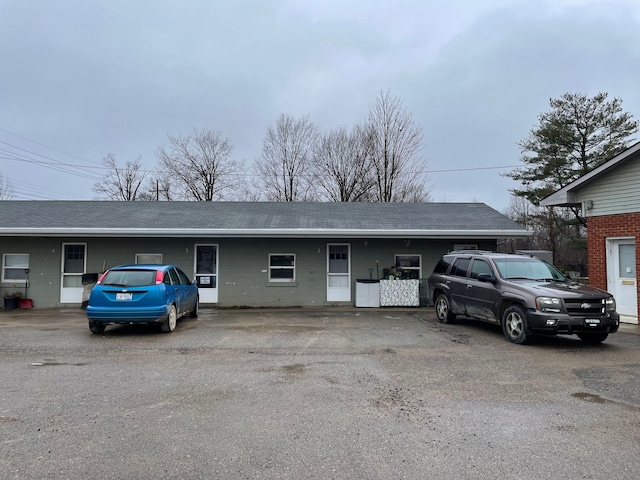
(517, 280), (610, 298)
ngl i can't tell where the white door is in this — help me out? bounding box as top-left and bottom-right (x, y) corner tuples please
(327, 243), (351, 302)
(60, 243), (86, 303)
(607, 238), (637, 323)
(194, 244), (218, 303)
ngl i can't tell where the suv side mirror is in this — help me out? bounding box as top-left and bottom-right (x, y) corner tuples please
(477, 273), (495, 283)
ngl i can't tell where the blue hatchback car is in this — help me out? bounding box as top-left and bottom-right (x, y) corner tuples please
(86, 264), (199, 334)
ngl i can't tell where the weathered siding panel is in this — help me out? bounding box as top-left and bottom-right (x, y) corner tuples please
(578, 159), (640, 217)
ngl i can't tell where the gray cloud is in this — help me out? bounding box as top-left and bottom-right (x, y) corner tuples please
(1, 0), (639, 209)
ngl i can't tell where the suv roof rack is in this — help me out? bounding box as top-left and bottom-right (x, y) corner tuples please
(447, 250), (495, 255)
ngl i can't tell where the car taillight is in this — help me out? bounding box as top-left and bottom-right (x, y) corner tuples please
(155, 270), (165, 284)
(96, 271), (109, 285)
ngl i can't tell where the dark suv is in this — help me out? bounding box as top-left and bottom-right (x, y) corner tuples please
(428, 251), (620, 344)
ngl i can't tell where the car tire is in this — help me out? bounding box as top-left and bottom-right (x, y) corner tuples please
(577, 332), (608, 344)
(190, 298), (199, 318)
(435, 293), (455, 323)
(89, 321), (106, 334)
(161, 305), (177, 333)
(502, 305), (534, 344)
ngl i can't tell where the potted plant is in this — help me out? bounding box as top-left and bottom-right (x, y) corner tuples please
(3, 292), (21, 310)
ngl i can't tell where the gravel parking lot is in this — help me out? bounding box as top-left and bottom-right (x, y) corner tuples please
(1, 307), (639, 479)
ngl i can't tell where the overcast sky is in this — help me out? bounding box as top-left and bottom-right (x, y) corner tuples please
(2, 0), (640, 212)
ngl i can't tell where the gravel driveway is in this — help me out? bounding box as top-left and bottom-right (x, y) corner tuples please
(1, 307), (639, 479)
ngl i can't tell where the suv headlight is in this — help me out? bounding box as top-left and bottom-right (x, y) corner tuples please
(605, 297), (616, 312)
(536, 296), (562, 313)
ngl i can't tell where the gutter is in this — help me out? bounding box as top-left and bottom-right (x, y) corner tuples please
(0, 228), (532, 238)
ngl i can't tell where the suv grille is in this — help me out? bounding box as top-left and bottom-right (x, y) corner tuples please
(564, 298), (605, 316)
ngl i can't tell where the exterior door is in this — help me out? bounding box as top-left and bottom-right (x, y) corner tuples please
(464, 258), (500, 322)
(60, 243), (86, 303)
(327, 243), (351, 302)
(194, 244), (218, 303)
(607, 238), (637, 322)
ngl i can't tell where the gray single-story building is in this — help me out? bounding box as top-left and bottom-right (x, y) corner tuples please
(0, 201), (529, 308)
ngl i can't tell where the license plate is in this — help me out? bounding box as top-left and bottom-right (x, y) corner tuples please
(585, 318), (600, 326)
(116, 293), (133, 301)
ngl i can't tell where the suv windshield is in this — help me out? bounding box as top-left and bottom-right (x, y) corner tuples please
(493, 257), (566, 282)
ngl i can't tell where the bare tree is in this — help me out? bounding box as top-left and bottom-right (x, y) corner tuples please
(0, 172), (13, 199)
(312, 125), (373, 202)
(255, 114), (319, 201)
(139, 175), (174, 201)
(92, 154), (148, 201)
(365, 90), (429, 202)
(156, 128), (239, 201)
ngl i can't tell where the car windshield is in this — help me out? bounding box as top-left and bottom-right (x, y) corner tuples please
(493, 258), (566, 282)
(102, 269), (157, 287)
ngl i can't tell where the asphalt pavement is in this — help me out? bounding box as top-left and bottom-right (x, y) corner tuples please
(1, 307), (639, 479)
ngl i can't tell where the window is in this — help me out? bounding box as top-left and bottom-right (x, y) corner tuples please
(451, 258), (471, 277)
(395, 254), (421, 279)
(136, 254), (163, 264)
(433, 255), (453, 274)
(470, 259), (493, 279)
(453, 244), (478, 251)
(2, 254), (29, 282)
(269, 254), (295, 282)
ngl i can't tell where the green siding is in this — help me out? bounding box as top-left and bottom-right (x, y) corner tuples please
(1, 236), (497, 308)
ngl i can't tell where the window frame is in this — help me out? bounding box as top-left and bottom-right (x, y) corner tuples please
(2, 253), (30, 283)
(268, 253), (296, 283)
(394, 254), (422, 279)
(135, 253), (163, 265)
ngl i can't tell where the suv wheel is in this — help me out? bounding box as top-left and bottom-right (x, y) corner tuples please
(502, 305), (534, 344)
(435, 293), (455, 323)
(577, 332), (608, 344)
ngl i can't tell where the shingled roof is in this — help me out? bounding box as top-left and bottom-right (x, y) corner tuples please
(0, 201), (529, 238)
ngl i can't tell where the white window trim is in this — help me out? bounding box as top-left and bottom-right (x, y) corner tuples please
(135, 253), (163, 264)
(268, 253), (296, 283)
(2, 253), (30, 283)
(394, 254), (422, 279)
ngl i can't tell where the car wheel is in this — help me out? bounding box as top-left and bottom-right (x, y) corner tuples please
(577, 332), (609, 344)
(435, 293), (455, 323)
(89, 321), (106, 334)
(190, 298), (199, 318)
(161, 305), (177, 333)
(502, 305), (534, 344)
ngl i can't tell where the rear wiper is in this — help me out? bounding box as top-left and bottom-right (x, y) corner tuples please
(103, 283), (127, 287)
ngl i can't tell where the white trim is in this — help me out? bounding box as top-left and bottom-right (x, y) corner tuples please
(0, 228), (532, 238)
(542, 141), (640, 207)
(60, 242), (87, 303)
(1, 253), (29, 283)
(135, 253), (163, 264)
(394, 254), (422, 279)
(268, 253), (296, 283)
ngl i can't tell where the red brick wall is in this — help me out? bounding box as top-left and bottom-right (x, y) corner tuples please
(587, 213), (640, 319)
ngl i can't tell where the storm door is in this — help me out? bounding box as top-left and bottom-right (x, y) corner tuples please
(60, 243), (86, 303)
(194, 244), (218, 303)
(607, 238), (637, 321)
(327, 243), (351, 302)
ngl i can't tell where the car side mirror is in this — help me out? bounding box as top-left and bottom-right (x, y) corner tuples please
(477, 273), (495, 283)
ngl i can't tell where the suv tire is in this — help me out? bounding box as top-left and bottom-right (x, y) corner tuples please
(435, 293), (456, 324)
(502, 305), (534, 344)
